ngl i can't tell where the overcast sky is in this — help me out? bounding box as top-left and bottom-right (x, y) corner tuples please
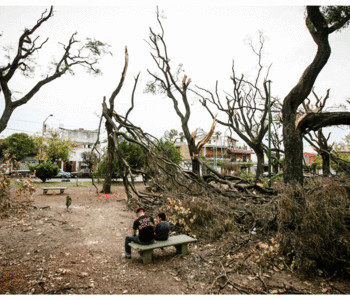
(1, 1), (349, 152)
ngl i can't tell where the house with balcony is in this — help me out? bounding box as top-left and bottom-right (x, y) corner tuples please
(175, 128), (255, 171)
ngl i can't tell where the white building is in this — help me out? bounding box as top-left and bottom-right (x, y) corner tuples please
(57, 127), (100, 172)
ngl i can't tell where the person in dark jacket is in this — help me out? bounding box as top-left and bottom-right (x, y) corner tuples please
(154, 212), (171, 241)
(122, 208), (154, 259)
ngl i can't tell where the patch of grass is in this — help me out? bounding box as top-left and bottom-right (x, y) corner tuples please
(32, 180), (129, 188)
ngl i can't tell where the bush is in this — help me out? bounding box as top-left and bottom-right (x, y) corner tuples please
(162, 197), (196, 235)
(29, 161), (59, 183)
(159, 196), (235, 240)
(1, 154), (35, 217)
(277, 178), (350, 277)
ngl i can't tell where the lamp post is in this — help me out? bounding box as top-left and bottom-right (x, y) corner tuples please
(42, 114), (53, 136)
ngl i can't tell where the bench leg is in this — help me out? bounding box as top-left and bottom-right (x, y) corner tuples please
(175, 243), (189, 255)
(60, 189), (64, 194)
(139, 250), (153, 264)
(43, 190), (47, 194)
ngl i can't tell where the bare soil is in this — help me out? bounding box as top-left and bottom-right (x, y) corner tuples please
(0, 183), (349, 295)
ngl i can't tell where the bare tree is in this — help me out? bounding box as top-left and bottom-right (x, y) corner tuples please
(145, 7), (217, 175)
(301, 88), (335, 176)
(101, 47), (129, 194)
(193, 32), (276, 179)
(304, 129), (333, 175)
(0, 6), (110, 134)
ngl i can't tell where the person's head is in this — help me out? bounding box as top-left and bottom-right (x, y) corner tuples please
(136, 208), (145, 217)
(158, 212), (166, 221)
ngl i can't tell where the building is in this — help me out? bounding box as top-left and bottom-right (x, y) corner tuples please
(175, 128), (255, 169)
(303, 152), (317, 165)
(57, 127), (100, 172)
(226, 137), (254, 162)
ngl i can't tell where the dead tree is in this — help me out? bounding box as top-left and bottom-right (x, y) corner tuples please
(301, 88), (335, 176)
(145, 7), (217, 175)
(193, 32), (276, 179)
(299, 88), (350, 176)
(305, 129), (333, 175)
(102, 47), (129, 194)
(0, 6), (110, 134)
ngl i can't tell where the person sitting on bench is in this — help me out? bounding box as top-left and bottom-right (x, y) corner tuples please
(122, 208), (154, 259)
(154, 212), (171, 241)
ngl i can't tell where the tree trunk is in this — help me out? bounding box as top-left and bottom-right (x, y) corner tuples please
(283, 110), (304, 186)
(320, 150), (330, 176)
(192, 158), (201, 175)
(282, 7), (332, 187)
(102, 122), (114, 193)
(122, 172), (132, 202)
(255, 148), (265, 179)
(272, 151), (280, 174)
(187, 136), (201, 175)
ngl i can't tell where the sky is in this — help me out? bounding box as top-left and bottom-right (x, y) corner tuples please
(1, 1), (350, 153)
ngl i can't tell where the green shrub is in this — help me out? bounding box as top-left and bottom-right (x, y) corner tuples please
(29, 161), (59, 183)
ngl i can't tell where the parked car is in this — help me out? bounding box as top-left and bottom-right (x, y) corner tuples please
(71, 171), (93, 178)
(263, 172), (275, 178)
(55, 171), (72, 178)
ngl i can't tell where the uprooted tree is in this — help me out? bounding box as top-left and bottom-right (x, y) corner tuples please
(0, 6), (110, 134)
(282, 6), (350, 188)
(97, 27), (276, 211)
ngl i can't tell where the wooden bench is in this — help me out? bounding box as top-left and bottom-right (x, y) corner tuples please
(40, 187), (67, 195)
(129, 234), (197, 264)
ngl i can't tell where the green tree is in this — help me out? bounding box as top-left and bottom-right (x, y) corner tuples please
(97, 136), (145, 179)
(2, 133), (35, 163)
(162, 129), (179, 142)
(96, 134), (182, 179)
(31, 130), (76, 163)
(81, 151), (98, 172)
(156, 139), (183, 165)
(330, 133), (350, 173)
(29, 161), (59, 183)
(158, 130), (183, 165)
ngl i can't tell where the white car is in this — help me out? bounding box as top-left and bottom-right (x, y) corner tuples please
(55, 171), (72, 178)
(263, 172), (275, 178)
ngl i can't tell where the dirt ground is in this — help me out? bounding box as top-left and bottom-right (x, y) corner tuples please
(0, 183), (349, 295)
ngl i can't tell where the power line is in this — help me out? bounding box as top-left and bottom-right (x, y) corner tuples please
(10, 119), (42, 124)
(3, 128), (38, 134)
(11, 119), (60, 125)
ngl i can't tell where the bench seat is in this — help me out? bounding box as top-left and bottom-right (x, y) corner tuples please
(129, 234), (197, 264)
(40, 187), (67, 194)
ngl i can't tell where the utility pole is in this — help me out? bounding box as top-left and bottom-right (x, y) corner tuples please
(267, 80), (272, 187)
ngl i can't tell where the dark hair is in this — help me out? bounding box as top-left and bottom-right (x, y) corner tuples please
(158, 212), (166, 221)
(136, 208), (145, 214)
